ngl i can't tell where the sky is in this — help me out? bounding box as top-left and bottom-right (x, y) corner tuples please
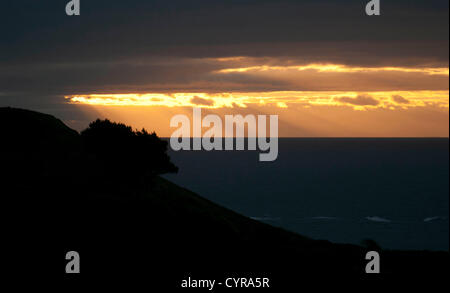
(1, 0), (449, 137)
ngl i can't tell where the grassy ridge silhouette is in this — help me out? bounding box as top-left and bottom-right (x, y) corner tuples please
(1, 107), (448, 285)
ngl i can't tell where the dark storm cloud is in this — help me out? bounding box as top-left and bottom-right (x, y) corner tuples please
(2, 0), (448, 64)
(0, 0), (449, 98)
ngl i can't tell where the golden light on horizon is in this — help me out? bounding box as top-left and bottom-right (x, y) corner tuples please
(215, 63), (450, 76)
(67, 90), (449, 111)
(65, 60), (449, 137)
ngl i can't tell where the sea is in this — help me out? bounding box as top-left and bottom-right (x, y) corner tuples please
(164, 138), (449, 251)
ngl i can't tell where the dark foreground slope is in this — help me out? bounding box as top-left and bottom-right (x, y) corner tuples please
(1, 108), (448, 288)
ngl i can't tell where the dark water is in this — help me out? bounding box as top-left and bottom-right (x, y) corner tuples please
(164, 138), (449, 251)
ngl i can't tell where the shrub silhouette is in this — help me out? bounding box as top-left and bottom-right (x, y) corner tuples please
(361, 238), (382, 251)
(81, 119), (178, 178)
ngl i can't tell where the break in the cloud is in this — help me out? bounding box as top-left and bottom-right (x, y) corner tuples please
(216, 64), (449, 75)
(68, 90), (449, 110)
(1, 57), (447, 95)
(1, 0), (448, 137)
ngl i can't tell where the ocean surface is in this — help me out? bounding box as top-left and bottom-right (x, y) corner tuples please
(164, 138), (449, 251)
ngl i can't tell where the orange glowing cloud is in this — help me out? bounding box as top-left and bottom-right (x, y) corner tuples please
(67, 90), (449, 111)
(215, 63), (449, 76)
(64, 60), (449, 137)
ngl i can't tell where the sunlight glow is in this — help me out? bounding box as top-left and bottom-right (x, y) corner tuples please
(215, 63), (450, 75)
(67, 90), (449, 110)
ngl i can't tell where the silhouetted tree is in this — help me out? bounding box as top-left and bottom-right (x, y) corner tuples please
(81, 119), (178, 179)
(361, 239), (382, 251)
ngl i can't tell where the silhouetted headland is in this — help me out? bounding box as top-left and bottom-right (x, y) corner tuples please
(1, 107), (448, 286)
